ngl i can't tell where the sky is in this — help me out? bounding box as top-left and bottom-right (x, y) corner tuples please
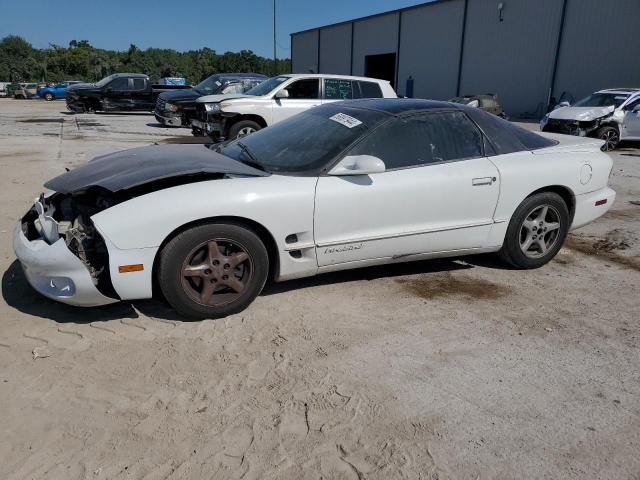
(0, 0), (427, 58)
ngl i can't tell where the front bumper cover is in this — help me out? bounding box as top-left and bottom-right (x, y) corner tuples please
(13, 224), (118, 307)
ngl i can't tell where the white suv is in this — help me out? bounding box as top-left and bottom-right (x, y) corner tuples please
(540, 88), (640, 151)
(191, 74), (397, 140)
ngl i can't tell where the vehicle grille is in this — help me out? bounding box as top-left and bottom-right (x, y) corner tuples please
(544, 119), (580, 135)
(155, 97), (166, 114)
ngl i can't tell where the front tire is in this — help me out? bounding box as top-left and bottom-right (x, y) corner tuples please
(597, 126), (619, 152)
(499, 192), (569, 269)
(44, 92), (54, 101)
(158, 222), (269, 319)
(228, 120), (261, 140)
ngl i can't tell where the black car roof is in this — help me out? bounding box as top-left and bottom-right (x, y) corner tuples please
(340, 98), (458, 115)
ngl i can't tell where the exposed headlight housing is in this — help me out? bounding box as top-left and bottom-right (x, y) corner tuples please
(204, 103), (221, 113)
(165, 102), (178, 112)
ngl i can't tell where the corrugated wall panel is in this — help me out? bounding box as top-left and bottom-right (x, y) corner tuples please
(554, 0), (640, 104)
(291, 30), (319, 74)
(351, 13), (399, 77)
(397, 0), (465, 99)
(319, 23), (353, 75)
(460, 0), (563, 117)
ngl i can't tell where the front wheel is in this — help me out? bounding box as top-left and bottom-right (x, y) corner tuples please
(158, 222), (269, 319)
(228, 120), (261, 140)
(499, 192), (569, 269)
(597, 126), (619, 152)
(44, 93), (54, 101)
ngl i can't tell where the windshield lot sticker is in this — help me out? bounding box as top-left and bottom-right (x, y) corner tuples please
(330, 113), (362, 129)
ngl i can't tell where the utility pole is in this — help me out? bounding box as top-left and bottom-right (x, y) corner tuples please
(273, 0), (277, 75)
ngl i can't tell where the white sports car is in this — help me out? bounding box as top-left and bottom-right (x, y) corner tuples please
(15, 99), (615, 319)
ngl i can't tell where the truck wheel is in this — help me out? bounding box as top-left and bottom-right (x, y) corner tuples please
(158, 222), (269, 319)
(597, 126), (619, 152)
(44, 92), (54, 101)
(228, 120), (261, 139)
(499, 192), (569, 269)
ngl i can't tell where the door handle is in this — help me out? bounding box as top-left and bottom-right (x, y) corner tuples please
(472, 176), (496, 186)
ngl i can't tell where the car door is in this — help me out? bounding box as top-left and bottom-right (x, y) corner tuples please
(622, 97), (640, 139)
(314, 110), (500, 267)
(129, 77), (152, 110)
(271, 78), (320, 124)
(104, 77), (131, 110)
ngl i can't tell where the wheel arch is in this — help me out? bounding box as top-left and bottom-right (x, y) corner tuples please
(151, 215), (279, 298)
(526, 185), (575, 224)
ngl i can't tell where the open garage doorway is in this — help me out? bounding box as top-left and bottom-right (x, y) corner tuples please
(364, 53), (396, 88)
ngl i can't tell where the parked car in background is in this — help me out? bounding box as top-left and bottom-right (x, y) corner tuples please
(14, 83), (38, 99)
(37, 81), (84, 101)
(13, 99), (614, 318)
(0, 82), (9, 97)
(159, 77), (187, 86)
(449, 94), (506, 118)
(192, 74), (397, 140)
(540, 88), (640, 151)
(65, 73), (191, 113)
(155, 73), (266, 127)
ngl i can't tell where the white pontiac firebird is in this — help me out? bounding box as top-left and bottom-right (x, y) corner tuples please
(14, 99), (615, 319)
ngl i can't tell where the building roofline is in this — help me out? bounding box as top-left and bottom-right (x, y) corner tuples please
(290, 0), (449, 36)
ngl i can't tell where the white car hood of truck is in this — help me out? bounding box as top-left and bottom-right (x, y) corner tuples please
(549, 105), (615, 121)
(196, 94), (253, 104)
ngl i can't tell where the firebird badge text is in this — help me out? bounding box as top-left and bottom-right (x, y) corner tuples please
(323, 243), (365, 254)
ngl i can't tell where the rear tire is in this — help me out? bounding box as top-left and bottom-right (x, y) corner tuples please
(499, 192), (569, 269)
(158, 222), (269, 319)
(228, 120), (261, 140)
(596, 126), (619, 152)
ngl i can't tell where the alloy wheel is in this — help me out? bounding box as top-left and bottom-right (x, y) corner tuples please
(519, 205), (561, 258)
(180, 238), (253, 306)
(236, 126), (256, 138)
(600, 130), (619, 151)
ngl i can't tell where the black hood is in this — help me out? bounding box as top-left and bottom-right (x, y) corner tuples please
(158, 89), (202, 103)
(45, 144), (268, 194)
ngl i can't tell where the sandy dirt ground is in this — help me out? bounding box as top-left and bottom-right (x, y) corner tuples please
(0, 99), (639, 480)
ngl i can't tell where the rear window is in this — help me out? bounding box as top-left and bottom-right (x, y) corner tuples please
(464, 107), (557, 154)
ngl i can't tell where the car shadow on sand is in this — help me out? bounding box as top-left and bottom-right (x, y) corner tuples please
(3, 256), (481, 324)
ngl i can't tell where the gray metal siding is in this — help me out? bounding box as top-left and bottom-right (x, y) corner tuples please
(351, 13), (399, 77)
(291, 30), (319, 74)
(553, 0), (640, 104)
(459, 0), (563, 117)
(319, 23), (353, 75)
(396, 0), (465, 99)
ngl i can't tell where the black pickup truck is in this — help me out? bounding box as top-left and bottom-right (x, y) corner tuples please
(66, 73), (190, 113)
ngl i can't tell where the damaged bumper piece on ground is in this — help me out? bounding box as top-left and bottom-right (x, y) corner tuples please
(13, 196), (119, 307)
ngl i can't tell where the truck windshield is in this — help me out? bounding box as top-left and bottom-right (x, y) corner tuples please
(244, 76), (289, 97)
(216, 104), (387, 174)
(573, 93), (629, 108)
(95, 74), (118, 88)
(194, 76), (225, 95)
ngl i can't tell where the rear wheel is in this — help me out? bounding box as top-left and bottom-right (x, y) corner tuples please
(228, 120), (261, 140)
(499, 192), (569, 269)
(597, 126), (619, 152)
(44, 92), (54, 101)
(158, 222), (269, 319)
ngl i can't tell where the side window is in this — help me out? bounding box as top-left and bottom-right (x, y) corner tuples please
(480, 97), (497, 109)
(108, 77), (129, 90)
(624, 97), (640, 111)
(349, 111), (483, 170)
(324, 78), (352, 100)
(354, 81), (383, 99)
(284, 79), (319, 99)
(131, 78), (146, 90)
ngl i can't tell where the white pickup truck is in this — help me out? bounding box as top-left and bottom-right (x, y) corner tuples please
(191, 73), (397, 140)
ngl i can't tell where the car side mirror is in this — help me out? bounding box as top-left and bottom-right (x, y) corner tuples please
(274, 89), (289, 99)
(328, 155), (386, 176)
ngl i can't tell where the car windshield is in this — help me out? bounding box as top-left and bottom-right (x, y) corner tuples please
(194, 75), (226, 95)
(95, 74), (118, 88)
(573, 93), (629, 108)
(215, 104), (387, 174)
(244, 76), (289, 97)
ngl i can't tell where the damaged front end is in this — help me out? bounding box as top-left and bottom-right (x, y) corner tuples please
(15, 188), (122, 306)
(541, 116), (608, 137)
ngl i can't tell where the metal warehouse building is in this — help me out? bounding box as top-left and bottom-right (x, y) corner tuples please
(290, 0), (640, 118)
